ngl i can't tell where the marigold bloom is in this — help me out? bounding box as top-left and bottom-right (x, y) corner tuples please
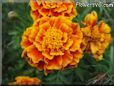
(21, 16), (83, 75)
(30, 0), (77, 20)
(9, 76), (41, 85)
(81, 11), (112, 61)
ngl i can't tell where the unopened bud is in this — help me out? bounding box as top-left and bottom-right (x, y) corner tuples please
(8, 11), (18, 19)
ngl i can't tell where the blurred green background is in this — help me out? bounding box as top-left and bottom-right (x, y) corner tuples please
(2, 2), (114, 85)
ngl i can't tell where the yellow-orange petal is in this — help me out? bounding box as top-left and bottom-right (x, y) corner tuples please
(46, 56), (62, 70)
(60, 22), (73, 33)
(39, 22), (50, 31)
(104, 34), (112, 42)
(39, 8), (51, 16)
(42, 52), (54, 60)
(29, 26), (39, 42)
(93, 54), (103, 61)
(52, 16), (62, 29)
(64, 39), (73, 50)
(36, 28), (45, 42)
(70, 50), (83, 66)
(65, 3), (73, 13)
(34, 42), (42, 51)
(31, 10), (42, 21)
(90, 42), (99, 54)
(30, 0), (41, 10)
(22, 48), (27, 57)
(70, 35), (82, 52)
(81, 26), (91, 37)
(99, 21), (111, 33)
(21, 36), (32, 49)
(23, 27), (32, 37)
(27, 45), (43, 63)
(83, 11), (98, 27)
(71, 23), (80, 34)
(54, 4), (67, 12)
(80, 38), (88, 51)
(50, 50), (64, 56)
(62, 32), (68, 43)
(70, 39), (82, 52)
(62, 51), (73, 67)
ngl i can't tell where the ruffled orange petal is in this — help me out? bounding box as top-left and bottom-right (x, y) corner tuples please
(59, 23), (72, 33)
(46, 56), (62, 70)
(65, 3), (73, 13)
(35, 28), (45, 43)
(21, 27), (33, 49)
(62, 32), (68, 43)
(31, 10), (42, 22)
(42, 52), (54, 60)
(29, 26), (39, 42)
(39, 8), (50, 16)
(54, 4), (67, 12)
(70, 50), (83, 66)
(50, 50), (64, 56)
(62, 51), (73, 67)
(64, 39), (73, 50)
(70, 35), (82, 52)
(27, 45), (43, 63)
(30, 0), (41, 10)
(93, 54), (103, 61)
(23, 27), (32, 37)
(39, 22), (50, 31)
(52, 16), (62, 29)
(34, 42), (42, 51)
(90, 42), (99, 54)
(81, 26), (91, 37)
(70, 39), (82, 52)
(99, 21), (111, 33)
(21, 36), (32, 49)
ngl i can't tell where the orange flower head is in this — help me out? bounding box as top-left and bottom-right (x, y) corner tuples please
(9, 76), (41, 85)
(21, 16), (83, 75)
(83, 11), (98, 27)
(30, 0), (77, 21)
(82, 19), (112, 61)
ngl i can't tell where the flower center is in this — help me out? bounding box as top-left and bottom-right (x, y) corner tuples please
(42, 28), (63, 50)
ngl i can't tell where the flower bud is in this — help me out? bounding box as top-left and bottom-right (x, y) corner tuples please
(8, 11), (18, 19)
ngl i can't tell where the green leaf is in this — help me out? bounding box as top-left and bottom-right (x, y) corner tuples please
(75, 67), (89, 82)
(8, 31), (18, 36)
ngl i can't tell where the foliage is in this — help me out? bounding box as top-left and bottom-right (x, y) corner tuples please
(2, 3), (114, 85)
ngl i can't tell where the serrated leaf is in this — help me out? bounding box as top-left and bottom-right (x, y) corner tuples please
(75, 68), (85, 82)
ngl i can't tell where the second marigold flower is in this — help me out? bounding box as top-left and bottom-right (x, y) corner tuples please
(81, 11), (112, 61)
(30, 0), (77, 20)
(21, 16), (83, 75)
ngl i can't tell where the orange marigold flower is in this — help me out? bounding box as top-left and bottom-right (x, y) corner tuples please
(81, 11), (112, 61)
(21, 16), (83, 75)
(9, 76), (41, 85)
(30, 0), (77, 21)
